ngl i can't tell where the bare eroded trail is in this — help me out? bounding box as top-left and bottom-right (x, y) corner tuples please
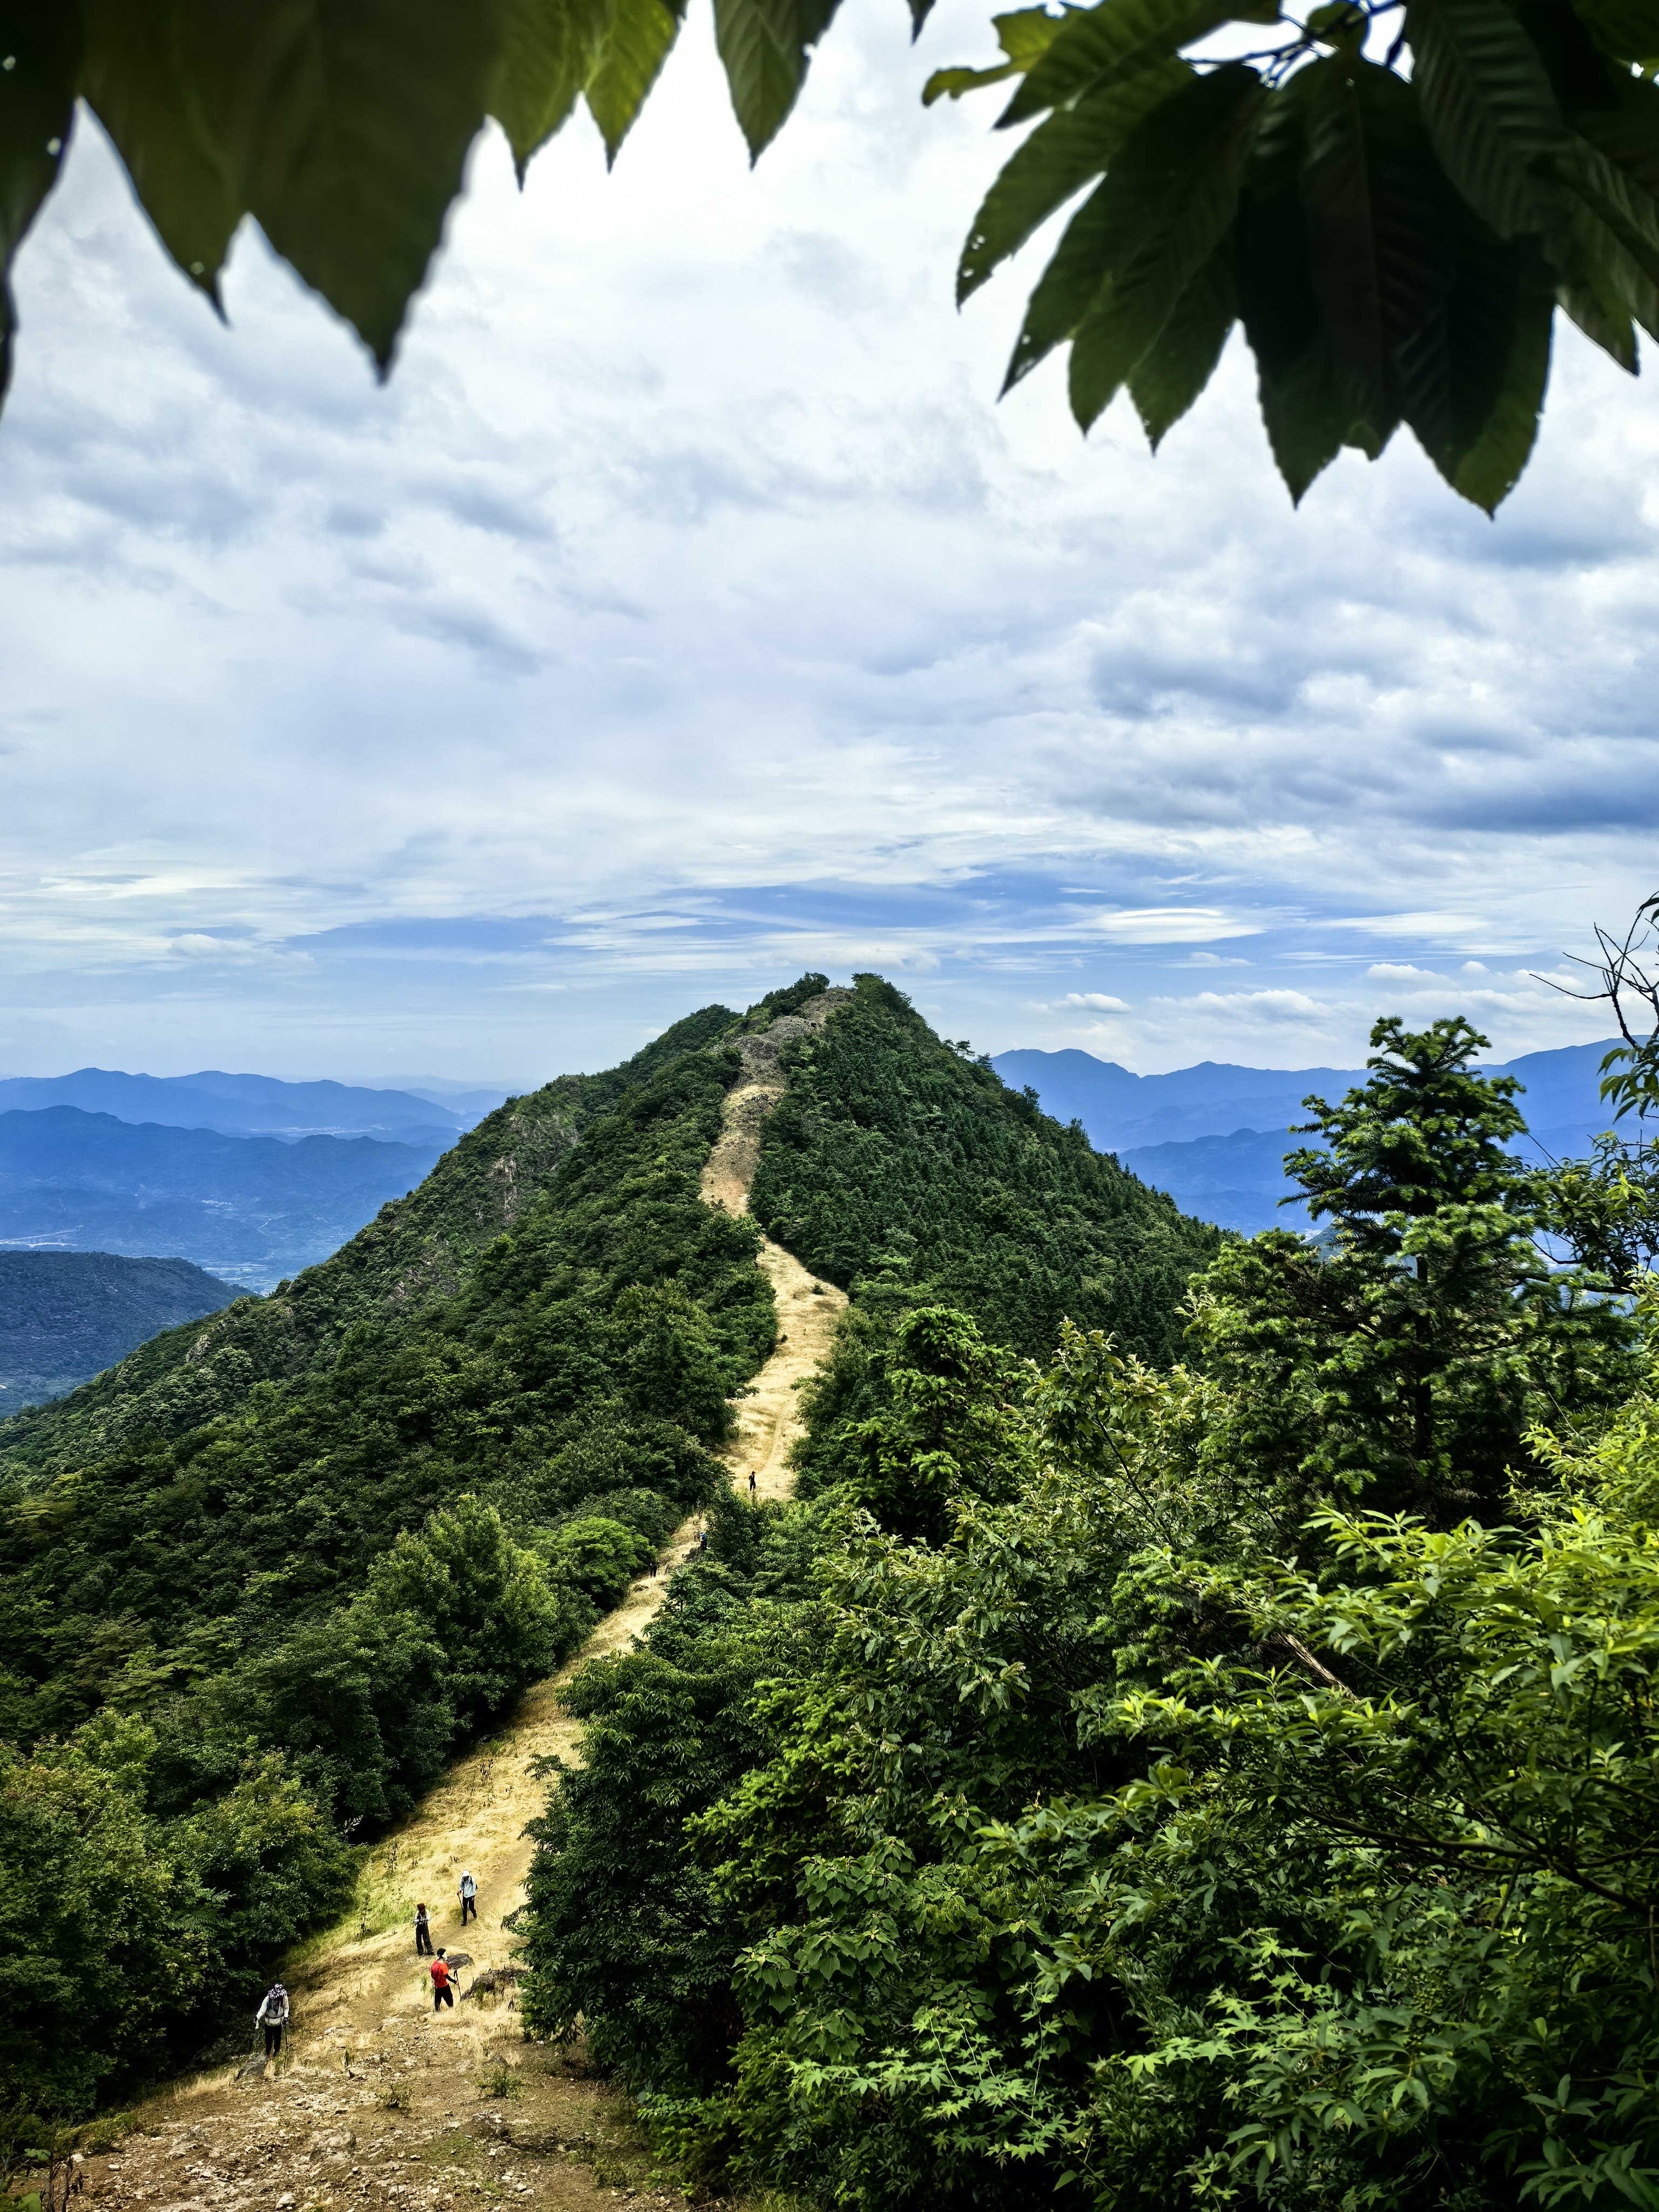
(700, 992), (851, 1501)
(78, 1013), (847, 2212)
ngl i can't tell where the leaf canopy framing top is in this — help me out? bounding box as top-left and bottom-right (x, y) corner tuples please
(2, 0), (1657, 508)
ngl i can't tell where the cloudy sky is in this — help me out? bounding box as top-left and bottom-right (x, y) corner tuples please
(2, 0), (1655, 1089)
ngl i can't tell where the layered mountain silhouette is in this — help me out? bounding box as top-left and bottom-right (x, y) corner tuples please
(0, 1109), (450, 1292)
(0, 1069), (509, 1293)
(0, 1067), (488, 1143)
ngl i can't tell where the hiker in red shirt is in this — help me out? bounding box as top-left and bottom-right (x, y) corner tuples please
(430, 1950), (454, 2012)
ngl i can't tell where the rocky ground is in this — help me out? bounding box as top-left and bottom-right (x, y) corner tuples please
(61, 2008), (681, 2211)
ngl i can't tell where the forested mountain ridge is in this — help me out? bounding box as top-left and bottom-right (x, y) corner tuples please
(0, 975), (1232, 2117)
(751, 975), (1224, 1365)
(520, 1014), (1653, 2211)
(0, 1253), (242, 1409)
(0, 1004), (733, 1485)
(0, 1000), (768, 2109)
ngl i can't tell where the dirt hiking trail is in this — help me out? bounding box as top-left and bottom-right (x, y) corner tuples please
(68, 1010), (848, 2212)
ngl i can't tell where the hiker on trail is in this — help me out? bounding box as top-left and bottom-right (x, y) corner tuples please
(747, 1469), (757, 1496)
(414, 1901), (433, 1956)
(458, 1868), (477, 1926)
(698, 1527), (709, 1553)
(255, 1982), (289, 2060)
(430, 1950), (454, 2011)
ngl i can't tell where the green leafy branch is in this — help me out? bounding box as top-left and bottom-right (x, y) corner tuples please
(3, 0), (1657, 510)
(929, 0), (1659, 505)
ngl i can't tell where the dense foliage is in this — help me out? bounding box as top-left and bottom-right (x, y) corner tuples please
(0, 1009), (767, 2108)
(521, 1016), (1653, 2211)
(1, 970), (1225, 2118)
(1195, 1015), (1633, 1529)
(0, 1252), (238, 1405)
(9, 0), (1657, 508)
(750, 973), (1223, 1367)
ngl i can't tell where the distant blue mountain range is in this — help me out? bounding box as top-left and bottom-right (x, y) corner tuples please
(993, 1039), (1620, 1235)
(0, 1064), (513, 1292)
(0, 1067), (487, 1144)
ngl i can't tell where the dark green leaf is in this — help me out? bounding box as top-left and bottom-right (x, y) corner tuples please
(585, 0), (681, 163)
(925, 60), (1019, 104)
(925, 13), (1068, 109)
(1252, 308), (1357, 500)
(1447, 241), (1553, 509)
(957, 59), (1186, 299)
(490, 0), (620, 178)
(1060, 63), (1264, 429)
(1000, 0), (1277, 131)
(713, 0), (841, 160)
(1301, 56), (1451, 455)
(1004, 178), (1118, 384)
(1127, 241), (1236, 444)
(176, 0), (507, 372)
(1555, 260), (1637, 360)
(1236, 69), (1364, 498)
(0, 2), (77, 403)
(78, 0), (241, 305)
(1557, 131), (1659, 303)
(1570, 0), (1659, 69)
(1510, 0), (1624, 115)
(1405, 0), (1569, 239)
(1574, 70), (1659, 200)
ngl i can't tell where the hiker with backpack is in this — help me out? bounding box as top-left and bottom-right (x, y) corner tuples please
(255, 1983), (289, 2059)
(458, 1868), (477, 1926)
(414, 1901), (433, 1955)
(430, 1950), (454, 2012)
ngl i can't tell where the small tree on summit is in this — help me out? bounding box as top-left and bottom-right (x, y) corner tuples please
(1189, 1015), (1635, 1529)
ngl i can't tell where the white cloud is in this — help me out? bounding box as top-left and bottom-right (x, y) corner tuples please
(1063, 992), (1131, 1012)
(1089, 908), (1263, 945)
(0, 5), (1654, 1079)
(1165, 990), (1329, 1022)
(170, 934), (254, 960)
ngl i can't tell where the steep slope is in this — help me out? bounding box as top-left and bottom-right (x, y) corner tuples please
(753, 975), (1225, 1365)
(17, 1011), (847, 2211)
(0, 1014), (768, 1744)
(0, 1252), (243, 1407)
(0, 1006), (735, 1485)
(1, 975), (1229, 2122)
(0, 1002), (781, 2118)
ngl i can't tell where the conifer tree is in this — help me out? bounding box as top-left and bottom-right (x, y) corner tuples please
(1190, 1015), (1634, 1527)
